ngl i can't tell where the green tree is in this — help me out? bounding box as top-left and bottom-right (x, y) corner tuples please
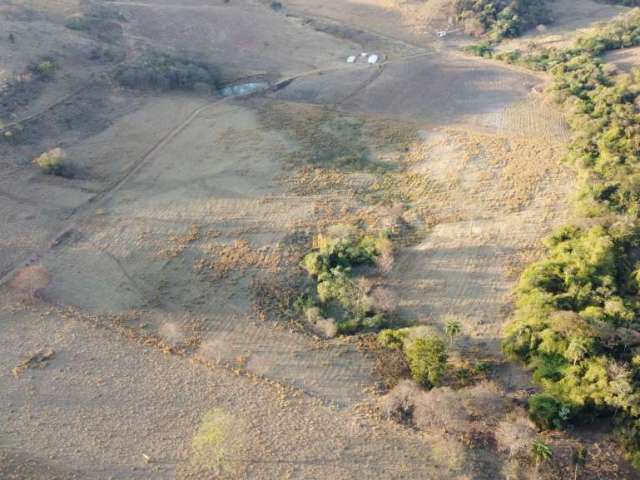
(405, 336), (448, 388)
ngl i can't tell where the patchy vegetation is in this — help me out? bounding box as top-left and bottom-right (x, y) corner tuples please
(192, 408), (245, 475)
(28, 57), (60, 82)
(33, 148), (74, 177)
(115, 51), (222, 92)
(378, 328), (448, 387)
(65, 4), (126, 43)
(299, 226), (396, 334)
(455, 0), (551, 40)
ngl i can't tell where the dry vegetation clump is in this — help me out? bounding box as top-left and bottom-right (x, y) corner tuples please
(444, 129), (566, 213)
(430, 435), (471, 473)
(250, 272), (307, 325)
(277, 166), (357, 196)
(380, 379), (570, 477)
(381, 379), (421, 424)
(8, 264), (50, 298)
(460, 381), (509, 424)
(159, 225), (200, 258)
(382, 379), (510, 436)
(367, 172), (433, 207)
(256, 103), (374, 171)
(369, 286), (400, 314)
(195, 240), (288, 279)
(413, 386), (472, 434)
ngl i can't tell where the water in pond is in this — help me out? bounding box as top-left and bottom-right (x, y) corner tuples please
(220, 81), (270, 97)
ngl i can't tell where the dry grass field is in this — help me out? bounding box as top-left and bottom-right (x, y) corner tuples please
(1, 0), (640, 479)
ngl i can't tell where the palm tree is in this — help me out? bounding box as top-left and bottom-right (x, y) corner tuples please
(444, 318), (462, 346)
(531, 439), (553, 477)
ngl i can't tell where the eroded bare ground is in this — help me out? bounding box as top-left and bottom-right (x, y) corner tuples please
(1, 0), (635, 478)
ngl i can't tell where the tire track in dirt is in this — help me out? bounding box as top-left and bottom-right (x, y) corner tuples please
(0, 97), (223, 285)
(0, 44), (434, 288)
(0, 74), (102, 135)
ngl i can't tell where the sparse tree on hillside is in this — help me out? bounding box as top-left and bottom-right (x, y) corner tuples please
(444, 318), (462, 346)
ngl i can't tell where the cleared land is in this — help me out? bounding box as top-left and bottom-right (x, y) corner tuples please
(1, 0), (639, 478)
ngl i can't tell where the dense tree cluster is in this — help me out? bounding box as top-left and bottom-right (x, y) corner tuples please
(300, 229), (393, 334)
(115, 51), (221, 92)
(470, 9), (640, 467)
(454, 0), (551, 40)
(378, 328), (448, 387)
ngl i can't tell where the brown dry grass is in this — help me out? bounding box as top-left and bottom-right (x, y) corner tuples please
(194, 240), (291, 279)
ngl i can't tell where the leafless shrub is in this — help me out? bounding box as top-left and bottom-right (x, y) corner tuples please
(355, 276), (376, 294)
(414, 386), (471, 434)
(496, 417), (538, 459)
(314, 318), (338, 338)
(305, 307), (337, 338)
(381, 379), (421, 423)
(370, 286), (400, 314)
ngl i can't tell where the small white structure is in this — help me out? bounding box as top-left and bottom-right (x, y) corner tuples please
(367, 54), (379, 64)
(437, 31), (447, 38)
(361, 52), (368, 57)
(346, 55), (356, 64)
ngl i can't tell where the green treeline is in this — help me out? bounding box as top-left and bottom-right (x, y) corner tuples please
(469, 9), (640, 467)
(454, 0), (551, 40)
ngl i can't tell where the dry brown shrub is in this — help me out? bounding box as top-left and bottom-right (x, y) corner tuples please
(496, 417), (538, 459)
(414, 386), (471, 434)
(158, 322), (185, 346)
(381, 379), (421, 423)
(304, 307), (338, 338)
(314, 318), (338, 339)
(195, 240), (284, 278)
(9, 264), (49, 297)
(459, 381), (508, 424)
(374, 345), (410, 389)
(159, 225), (199, 258)
(463, 17), (485, 36)
(355, 276), (376, 294)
